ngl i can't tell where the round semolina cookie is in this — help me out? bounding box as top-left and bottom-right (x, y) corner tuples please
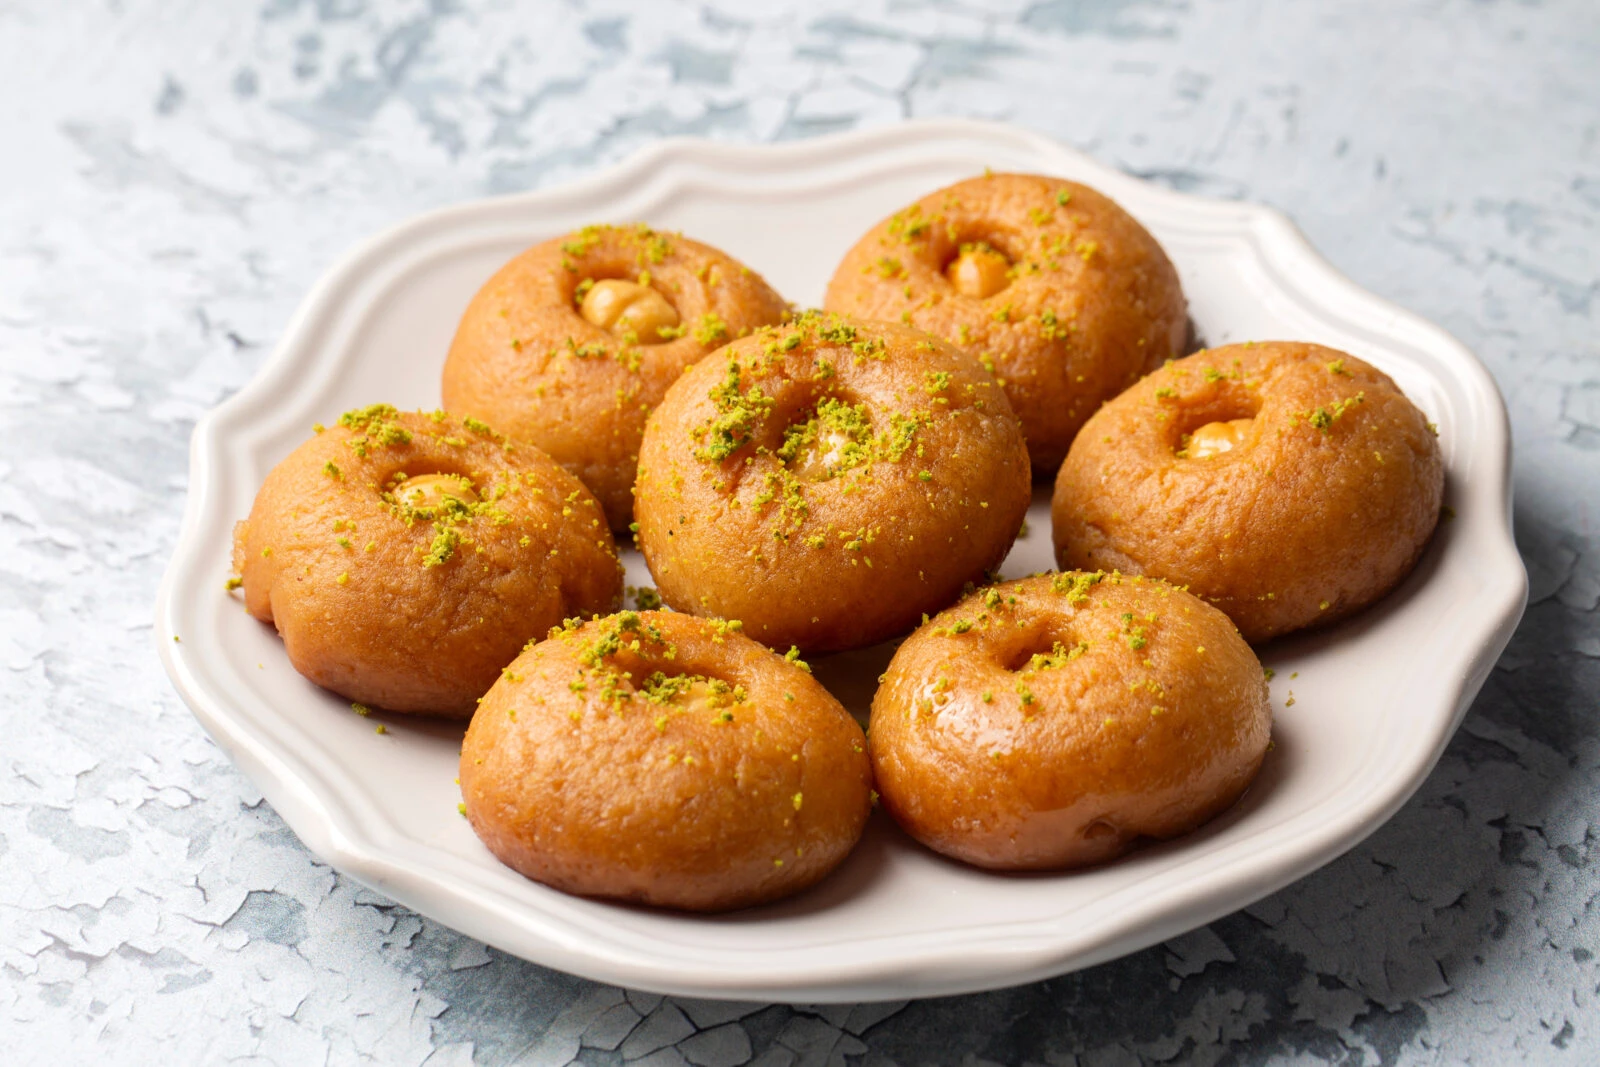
(459, 610), (873, 912)
(1050, 341), (1444, 642)
(869, 572), (1271, 871)
(442, 223), (788, 529)
(824, 172), (1187, 474)
(634, 311), (1031, 654)
(231, 405), (623, 716)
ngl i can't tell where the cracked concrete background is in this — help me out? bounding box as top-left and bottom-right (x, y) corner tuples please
(1, 0), (1596, 1063)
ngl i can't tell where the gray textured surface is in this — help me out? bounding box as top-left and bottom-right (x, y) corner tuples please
(1, 1), (1596, 1063)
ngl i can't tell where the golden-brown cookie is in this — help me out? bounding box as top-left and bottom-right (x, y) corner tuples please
(231, 406), (623, 716)
(824, 173), (1187, 474)
(459, 610), (872, 912)
(870, 572), (1270, 870)
(442, 224), (789, 528)
(1051, 342), (1444, 642)
(634, 311), (1031, 653)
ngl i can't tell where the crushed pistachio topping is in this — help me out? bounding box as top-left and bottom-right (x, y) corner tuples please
(1298, 391), (1366, 433)
(1051, 570), (1105, 604)
(1038, 309), (1070, 341)
(462, 415), (499, 439)
(708, 618), (743, 641)
(627, 585), (663, 611)
(1119, 612), (1149, 650)
(1024, 640), (1090, 671)
(692, 312), (729, 346)
(337, 403), (413, 458)
(560, 230), (602, 263)
(637, 672), (743, 708)
(557, 613), (769, 716)
(775, 397), (927, 480)
(577, 611), (659, 666)
(422, 528), (459, 568)
(696, 359), (773, 462)
(558, 222), (676, 273)
(886, 204), (930, 243)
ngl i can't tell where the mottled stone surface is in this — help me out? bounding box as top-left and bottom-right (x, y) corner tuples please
(1, 1), (1596, 1063)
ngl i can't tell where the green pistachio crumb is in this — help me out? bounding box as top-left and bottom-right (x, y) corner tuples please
(423, 528), (459, 568)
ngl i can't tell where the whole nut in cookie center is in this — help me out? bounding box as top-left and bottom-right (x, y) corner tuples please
(945, 244), (1011, 299)
(1186, 418), (1254, 459)
(580, 279), (681, 342)
(395, 472), (479, 511)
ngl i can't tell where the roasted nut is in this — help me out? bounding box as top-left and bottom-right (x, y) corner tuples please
(395, 472), (479, 510)
(580, 279), (681, 342)
(944, 244), (1011, 299)
(1186, 419), (1254, 459)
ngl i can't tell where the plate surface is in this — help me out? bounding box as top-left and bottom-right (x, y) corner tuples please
(155, 119), (1525, 1002)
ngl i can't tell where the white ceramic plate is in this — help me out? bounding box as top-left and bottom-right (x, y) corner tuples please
(155, 119), (1525, 1003)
